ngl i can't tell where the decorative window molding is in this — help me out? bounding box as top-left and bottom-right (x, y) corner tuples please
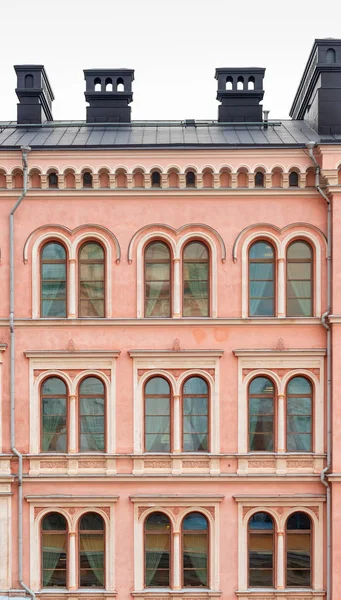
(234, 494), (325, 595)
(128, 349), (223, 473)
(26, 494), (118, 592)
(23, 224), (121, 319)
(25, 350), (119, 464)
(233, 348), (326, 474)
(130, 494), (223, 595)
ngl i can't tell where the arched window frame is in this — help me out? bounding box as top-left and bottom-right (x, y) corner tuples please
(144, 511), (172, 588)
(144, 239), (172, 318)
(248, 239), (276, 317)
(286, 239), (313, 317)
(248, 511), (275, 588)
(40, 375), (68, 453)
(82, 171), (93, 188)
(185, 170), (196, 188)
(78, 511), (105, 588)
(48, 171), (59, 189)
(181, 511), (209, 588)
(285, 375), (313, 453)
(285, 511), (312, 588)
(248, 375), (276, 452)
(78, 240), (106, 318)
(181, 239), (210, 318)
(41, 512), (68, 588)
(40, 240), (68, 319)
(181, 375), (210, 452)
(78, 375), (106, 453)
(143, 375), (172, 453)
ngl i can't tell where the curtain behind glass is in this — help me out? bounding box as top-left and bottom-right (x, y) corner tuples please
(182, 513), (208, 587)
(79, 513), (104, 587)
(286, 241), (312, 316)
(183, 242), (208, 317)
(145, 377), (170, 452)
(183, 377), (208, 451)
(41, 242), (67, 317)
(79, 243), (105, 317)
(42, 513), (67, 587)
(249, 242), (274, 316)
(145, 242), (171, 317)
(286, 377), (312, 451)
(145, 513), (170, 587)
(249, 377), (274, 451)
(41, 377), (67, 452)
(79, 377), (105, 451)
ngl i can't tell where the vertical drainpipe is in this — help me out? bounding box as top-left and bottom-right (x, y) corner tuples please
(307, 141), (331, 600)
(10, 145), (36, 600)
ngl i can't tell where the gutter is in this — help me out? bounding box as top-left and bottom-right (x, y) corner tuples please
(307, 141), (331, 600)
(10, 146), (35, 600)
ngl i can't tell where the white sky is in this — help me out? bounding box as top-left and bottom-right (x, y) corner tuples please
(1, 0), (341, 122)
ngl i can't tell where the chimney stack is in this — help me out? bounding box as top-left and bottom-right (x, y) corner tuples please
(84, 69), (134, 123)
(14, 65), (54, 124)
(215, 67), (265, 122)
(290, 38), (341, 135)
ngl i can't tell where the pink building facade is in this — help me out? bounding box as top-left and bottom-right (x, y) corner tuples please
(0, 38), (341, 600)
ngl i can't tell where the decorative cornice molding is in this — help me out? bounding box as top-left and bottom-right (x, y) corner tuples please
(25, 494), (119, 503)
(25, 350), (121, 358)
(129, 350), (224, 358)
(0, 317), (322, 327)
(130, 494), (224, 503)
(234, 348), (326, 357)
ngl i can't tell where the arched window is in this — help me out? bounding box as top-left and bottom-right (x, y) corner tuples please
(145, 241), (171, 317)
(248, 76), (255, 90)
(94, 78), (101, 92)
(79, 377), (105, 451)
(151, 171), (161, 187)
(186, 171), (196, 187)
(286, 377), (312, 452)
(79, 242), (105, 317)
(41, 241), (67, 317)
(105, 78), (113, 91)
(42, 513), (67, 587)
(41, 377), (67, 452)
(182, 512), (208, 587)
(289, 171), (299, 187)
(183, 377), (208, 452)
(145, 377), (170, 452)
(255, 171), (264, 187)
(48, 172), (58, 188)
(248, 512), (274, 587)
(286, 241), (313, 317)
(249, 241), (275, 316)
(326, 48), (336, 64)
(25, 74), (34, 88)
(117, 77), (124, 92)
(145, 512), (171, 587)
(226, 76), (233, 90)
(237, 76), (244, 90)
(286, 512), (311, 587)
(79, 513), (105, 587)
(183, 241), (209, 317)
(249, 377), (274, 451)
(83, 172), (93, 188)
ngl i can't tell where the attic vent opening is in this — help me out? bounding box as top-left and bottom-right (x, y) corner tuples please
(94, 78), (101, 91)
(105, 78), (113, 91)
(237, 76), (244, 90)
(248, 76), (255, 90)
(226, 77), (233, 90)
(117, 77), (124, 91)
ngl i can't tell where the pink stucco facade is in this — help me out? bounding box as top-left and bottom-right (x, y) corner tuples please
(1, 38), (341, 600)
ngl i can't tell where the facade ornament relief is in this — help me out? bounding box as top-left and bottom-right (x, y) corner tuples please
(40, 460), (68, 468)
(138, 506), (150, 519)
(249, 459), (276, 468)
(78, 460), (106, 468)
(144, 460), (172, 468)
(67, 339), (76, 352)
(275, 337), (286, 351)
(171, 338), (181, 352)
(34, 506), (45, 518)
(182, 460), (210, 468)
(202, 506), (215, 518)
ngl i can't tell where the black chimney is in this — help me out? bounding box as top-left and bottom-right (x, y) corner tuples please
(84, 69), (134, 123)
(14, 65), (54, 124)
(290, 39), (341, 135)
(215, 67), (265, 122)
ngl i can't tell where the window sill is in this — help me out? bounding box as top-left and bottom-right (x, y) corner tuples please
(132, 590), (221, 599)
(235, 590), (324, 599)
(37, 591), (117, 597)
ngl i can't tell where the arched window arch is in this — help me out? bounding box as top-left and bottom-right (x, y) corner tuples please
(286, 376), (312, 452)
(145, 377), (171, 452)
(79, 512), (105, 587)
(226, 76), (233, 90)
(41, 377), (67, 452)
(25, 73), (34, 88)
(79, 377), (105, 451)
(151, 171), (161, 187)
(145, 512), (171, 587)
(248, 512), (274, 587)
(41, 241), (67, 317)
(105, 78), (113, 91)
(286, 240), (313, 317)
(183, 241), (209, 317)
(42, 512), (68, 587)
(186, 171), (196, 188)
(182, 512), (208, 587)
(94, 78), (101, 92)
(255, 171), (265, 187)
(289, 171), (299, 187)
(249, 376), (275, 451)
(286, 512), (311, 587)
(117, 77), (124, 92)
(249, 240), (275, 316)
(326, 48), (336, 64)
(48, 172), (58, 189)
(144, 241), (171, 317)
(248, 76), (255, 90)
(79, 241), (105, 317)
(237, 76), (244, 90)
(182, 376), (208, 452)
(83, 171), (93, 188)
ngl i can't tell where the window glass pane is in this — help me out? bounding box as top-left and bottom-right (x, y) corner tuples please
(286, 512), (311, 587)
(80, 377), (104, 395)
(80, 513), (104, 530)
(249, 377), (273, 395)
(146, 377), (170, 395)
(79, 532), (104, 587)
(80, 282), (104, 300)
(42, 263), (66, 280)
(42, 378), (66, 395)
(43, 513), (67, 530)
(183, 512), (208, 530)
(287, 415), (311, 433)
(250, 298), (274, 316)
(249, 242), (274, 260)
(249, 378), (274, 451)
(183, 378), (208, 451)
(145, 433), (170, 452)
(287, 242), (312, 260)
(145, 378), (170, 452)
(42, 243), (66, 260)
(183, 298), (208, 317)
(183, 243), (209, 317)
(287, 512), (311, 530)
(184, 377), (208, 395)
(249, 263), (273, 280)
(80, 243), (104, 260)
(80, 379), (105, 452)
(42, 532), (67, 587)
(145, 243), (171, 317)
(145, 242), (170, 260)
(287, 433), (311, 452)
(249, 512), (273, 529)
(184, 242), (208, 260)
(42, 281), (66, 300)
(146, 512), (170, 530)
(184, 397), (208, 414)
(80, 264), (104, 281)
(287, 298), (312, 317)
(287, 377), (311, 395)
(182, 513), (208, 588)
(145, 513), (170, 587)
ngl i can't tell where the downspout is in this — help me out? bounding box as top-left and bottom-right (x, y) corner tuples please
(307, 141), (331, 600)
(10, 146), (35, 600)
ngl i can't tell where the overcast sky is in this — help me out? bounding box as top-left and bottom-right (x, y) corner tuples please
(1, 0), (341, 122)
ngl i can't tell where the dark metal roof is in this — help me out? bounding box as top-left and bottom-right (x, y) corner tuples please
(0, 119), (340, 149)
